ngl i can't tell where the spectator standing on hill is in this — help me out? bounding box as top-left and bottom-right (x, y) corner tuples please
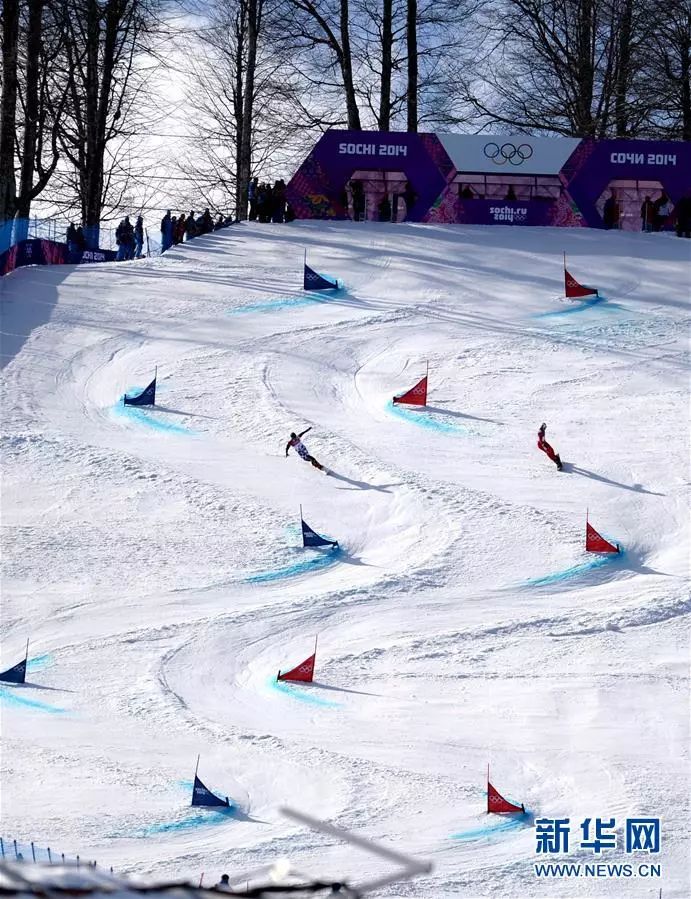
(160, 210), (173, 252)
(653, 193), (673, 231)
(175, 215), (185, 244)
(350, 180), (365, 221)
(75, 226), (86, 252)
(272, 179), (286, 222)
(676, 195), (691, 238)
(134, 215), (144, 258)
(640, 196), (655, 232)
(248, 177), (258, 220)
(201, 208), (213, 233)
(403, 180), (416, 220)
(185, 211), (197, 240)
(603, 190), (619, 229)
(116, 216), (134, 260)
(215, 875), (231, 892)
(66, 223), (78, 254)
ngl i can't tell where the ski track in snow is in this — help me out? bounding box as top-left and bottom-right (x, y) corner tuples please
(1, 223), (689, 897)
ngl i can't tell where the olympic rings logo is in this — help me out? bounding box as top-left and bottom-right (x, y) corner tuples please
(483, 142), (534, 166)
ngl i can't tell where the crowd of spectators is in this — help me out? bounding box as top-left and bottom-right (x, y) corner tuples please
(248, 178), (295, 223)
(160, 208), (234, 253)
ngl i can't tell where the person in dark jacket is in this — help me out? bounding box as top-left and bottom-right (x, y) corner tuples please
(66, 223), (78, 255)
(602, 190), (619, 229)
(350, 180), (365, 221)
(116, 216), (134, 261)
(201, 208), (213, 233)
(134, 215), (144, 258)
(378, 193), (392, 222)
(75, 226), (87, 252)
(403, 180), (416, 220)
(175, 215), (185, 244)
(248, 177), (259, 221)
(185, 211), (197, 240)
(160, 210), (173, 252)
(675, 195), (691, 238)
(640, 196), (655, 232)
(272, 180), (286, 223)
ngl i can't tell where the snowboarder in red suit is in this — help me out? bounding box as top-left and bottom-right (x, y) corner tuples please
(537, 423), (563, 470)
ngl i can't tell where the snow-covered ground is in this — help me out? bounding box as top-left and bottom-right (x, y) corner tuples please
(1, 222), (689, 898)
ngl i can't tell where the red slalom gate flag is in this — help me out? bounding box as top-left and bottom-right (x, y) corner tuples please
(393, 375), (428, 406)
(487, 781), (525, 815)
(565, 268), (598, 298)
(586, 520), (619, 554)
(277, 652), (316, 683)
(563, 254), (598, 299)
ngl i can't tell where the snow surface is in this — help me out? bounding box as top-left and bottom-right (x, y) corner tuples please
(1, 222), (689, 898)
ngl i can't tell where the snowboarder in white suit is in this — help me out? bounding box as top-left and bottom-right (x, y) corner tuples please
(286, 427), (325, 471)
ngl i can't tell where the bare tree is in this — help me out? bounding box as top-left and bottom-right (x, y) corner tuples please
(55, 0), (161, 246)
(14, 0), (66, 230)
(646, 0), (691, 139)
(406, 0), (417, 130)
(0, 0), (20, 224)
(176, 0), (300, 219)
(276, 0), (363, 129)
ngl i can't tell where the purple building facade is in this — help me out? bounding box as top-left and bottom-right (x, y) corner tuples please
(286, 130), (691, 231)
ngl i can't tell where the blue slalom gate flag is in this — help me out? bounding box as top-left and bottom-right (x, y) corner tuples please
(301, 517), (338, 549)
(124, 376), (156, 406)
(303, 263), (337, 291)
(0, 658), (27, 684)
(191, 774), (229, 808)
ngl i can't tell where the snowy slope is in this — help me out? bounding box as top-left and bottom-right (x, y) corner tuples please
(1, 222), (689, 898)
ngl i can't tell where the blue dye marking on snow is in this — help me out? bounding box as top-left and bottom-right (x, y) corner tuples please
(139, 808), (235, 837)
(0, 686), (65, 714)
(245, 546), (340, 583)
(524, 549), (623, 587)
(451, 817), (527, 841)
(112, 395), (194, 436)
(269, 675), (341, 709)
(386, 400), (470, 434)
(27, 654), (53, 671)
(228, 287), (344, 315)
(228, 296), (321, 314)
(534, 297), (627, 320)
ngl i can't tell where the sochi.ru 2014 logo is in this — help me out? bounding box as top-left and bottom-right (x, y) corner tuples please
(484, 142), (533, 166)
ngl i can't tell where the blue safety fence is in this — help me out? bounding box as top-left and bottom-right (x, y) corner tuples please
(0, 836), (107, 870)
(0, 217), (121, 256)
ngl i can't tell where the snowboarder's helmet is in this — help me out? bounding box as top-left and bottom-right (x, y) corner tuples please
(290, 432), (297, 439)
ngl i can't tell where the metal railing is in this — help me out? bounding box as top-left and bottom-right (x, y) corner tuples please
(0, 836), (103, 870)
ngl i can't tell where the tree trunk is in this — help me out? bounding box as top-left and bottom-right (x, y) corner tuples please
(614, 0), (633, 137)
(379, 0), (393, 130)
(406, 0), (418, 131)
(15, 0), (45, 223)
(681, 17), (691, 140)
(238, 0), (259, 221)
(234, 2), (246, 220)
(575, 0), (596, 135)
(340, 0), (361, 129)
(0, 0), (19, 224)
